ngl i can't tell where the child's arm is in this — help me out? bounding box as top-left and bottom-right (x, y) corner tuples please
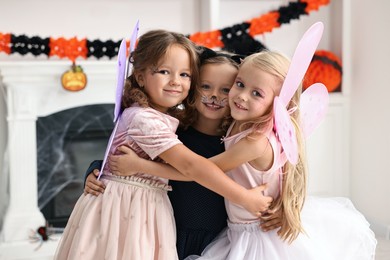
(111, 133), (271, 180)
(159, 144), (272, 215)
(111, 145), (282, 230)
(260, 208), (283, 232)
(109, 147), (272, 214)
(84, 160), (103, 185)
(210, 133), (273, 172)
(109, 146), (191, 181)
(84, 169), (106, 195)
(84, 160), (106, 196)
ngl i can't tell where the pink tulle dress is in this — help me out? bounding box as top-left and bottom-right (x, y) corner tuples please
(186, 123), (377, 260)
(55, 105), (180, 260)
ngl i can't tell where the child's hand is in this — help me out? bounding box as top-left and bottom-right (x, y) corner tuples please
(244, 184), (273, 217)
(260, 207), (283, 232)
(109, 146), (141, 176)
(84, 169), (106, 196)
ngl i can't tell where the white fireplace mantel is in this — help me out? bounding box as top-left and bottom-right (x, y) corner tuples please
(0, 60), (117, 259)
(1, 60), (118, 117)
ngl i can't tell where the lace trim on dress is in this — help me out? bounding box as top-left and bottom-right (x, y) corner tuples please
(227, 220), (261, 231)
(101, 174), (172, 191)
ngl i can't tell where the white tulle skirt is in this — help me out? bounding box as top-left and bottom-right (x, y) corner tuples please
(185, 196), (377, 260)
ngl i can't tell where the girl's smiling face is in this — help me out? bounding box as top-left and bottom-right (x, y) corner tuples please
(137, 44), (192, 113)
(195, 63), (237, 121)
(228, 61), (281, 124)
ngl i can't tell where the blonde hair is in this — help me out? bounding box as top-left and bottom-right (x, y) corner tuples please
(241, 50), (308, 243)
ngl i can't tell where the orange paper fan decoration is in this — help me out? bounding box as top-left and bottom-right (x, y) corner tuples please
(0, 33), (11, 54)
(248, 12), (280, 37)
(190, 30), (224, 49)
(302, 0), (330, 12)
(49, 37), (87, 62)
(304, 50), (342, 92)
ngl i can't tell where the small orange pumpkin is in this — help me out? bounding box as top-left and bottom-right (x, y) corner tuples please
(61, 63), (87, 91)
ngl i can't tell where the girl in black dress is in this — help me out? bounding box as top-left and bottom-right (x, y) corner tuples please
(167, 51), (239, 258)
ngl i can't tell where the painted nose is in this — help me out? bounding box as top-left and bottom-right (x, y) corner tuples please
(211, 88), (220, 99)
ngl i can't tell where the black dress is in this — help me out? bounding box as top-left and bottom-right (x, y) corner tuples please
(171, 126), (228, 259)
(85, 126), (228, 259)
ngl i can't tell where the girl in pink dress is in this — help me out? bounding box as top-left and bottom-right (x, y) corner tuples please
(54, 30), (272, 260)
(111, 50), (376, 259)
(183, 50), (377, 260)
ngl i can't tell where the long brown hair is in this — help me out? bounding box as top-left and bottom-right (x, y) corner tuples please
(121, 29), (200, 123)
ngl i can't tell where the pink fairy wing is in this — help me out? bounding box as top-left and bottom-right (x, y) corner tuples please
(273, 22), (324, 165)
(98, 122), (119, 180)
(98, 39), (126, 180)
(300, 83), (329, 138)
(99, 21), (140, 180)
(115, 21), (140, 122)
(279, 22), (324, 106)
(98, 39), (127, 180)
(126, 20), (140, 78)
(274, 96), (298, 164)
(113, 39), (127, 123)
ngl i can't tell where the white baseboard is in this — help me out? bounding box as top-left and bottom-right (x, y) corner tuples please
(0, 234), (60, 260)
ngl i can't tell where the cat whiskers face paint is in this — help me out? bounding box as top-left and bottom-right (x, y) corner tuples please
(201, 95), (228, 109)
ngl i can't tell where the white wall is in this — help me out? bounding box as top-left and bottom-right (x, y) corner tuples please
(0, 0), (389, 238)
(0, 0), (200, 43)
(0, 72), (7, 228)
(350, 0), (390, 238)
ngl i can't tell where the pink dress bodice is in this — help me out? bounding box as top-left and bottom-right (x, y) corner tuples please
(223, 123), (285, 223)
(103, 104), (182, 185)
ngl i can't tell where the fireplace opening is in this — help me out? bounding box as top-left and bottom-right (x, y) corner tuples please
(37, 104), (114, 227)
